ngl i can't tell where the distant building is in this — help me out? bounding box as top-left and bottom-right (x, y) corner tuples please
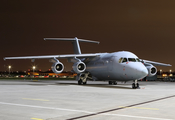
(26, 70), (77, 78)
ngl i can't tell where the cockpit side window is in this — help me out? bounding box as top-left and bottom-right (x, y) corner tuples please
(136, 58), (141, 62)
(118, 57), (123, 63)
(128, 58), (136, 62)
(122, 58), (128, 63)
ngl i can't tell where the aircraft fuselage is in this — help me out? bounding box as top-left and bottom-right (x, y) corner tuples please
(86, 51), (148, 81)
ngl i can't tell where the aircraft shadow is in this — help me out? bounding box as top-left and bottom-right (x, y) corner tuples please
(56, 82), (132, 89)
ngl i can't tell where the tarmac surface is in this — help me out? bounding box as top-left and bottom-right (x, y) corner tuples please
(0, 79), (175, 120)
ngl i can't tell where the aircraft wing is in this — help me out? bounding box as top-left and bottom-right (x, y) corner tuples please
(4, 54), (100, 60)
(142, 59), (172, 66)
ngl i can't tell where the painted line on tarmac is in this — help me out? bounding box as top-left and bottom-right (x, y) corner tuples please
(119, 106), (159, 110)
(23, 98), (49, 101)
(31, 118), (43, 120)
(0, 101), (173, 120)
(0, 102), (93, 114)
(67, 95), (175, 120)
(101, 113), (173, 120)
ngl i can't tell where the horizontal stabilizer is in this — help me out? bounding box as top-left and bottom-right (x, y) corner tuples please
(44, 38), (100, 44)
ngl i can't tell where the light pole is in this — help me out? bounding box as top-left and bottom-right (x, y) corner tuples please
(33, 66), (35, 76)
(8, 66), (11, 76)
(170, 70), (172, 77)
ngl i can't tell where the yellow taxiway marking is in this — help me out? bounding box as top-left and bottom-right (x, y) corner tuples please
(31, 118), (43, 120)
(23, 98), (49, 101)
(119, 106), (159, 110)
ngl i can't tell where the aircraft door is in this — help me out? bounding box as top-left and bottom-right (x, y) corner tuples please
(120, 57), (128, 80)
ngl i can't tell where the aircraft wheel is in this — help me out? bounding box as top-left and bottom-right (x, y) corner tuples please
(78, 80), (82, 85)
(108, 81), (112, 85)
(132, 83), (136, 89)
(113, 81), (117, 85)
(136, 83), (139, 88)
(83, 81), (87, 85)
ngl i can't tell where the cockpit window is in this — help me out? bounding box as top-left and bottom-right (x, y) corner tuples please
(119, 57), (140, 63)
(136, 58), (141, 62)
(118, 57), (123, 63)
(122, 58), (128, 63)
(128, 58), (136, 62)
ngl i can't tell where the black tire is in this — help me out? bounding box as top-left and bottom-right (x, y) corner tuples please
(132, 83), (136, 89)
(83, 81), (87, 85)
(78, 80), (82, 85)
(113, 81), (117, 85)
(136, 83), (139, 88)
(109, 81), (112, 85)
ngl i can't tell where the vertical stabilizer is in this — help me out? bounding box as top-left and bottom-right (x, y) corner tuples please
(72, 37), (81, 54)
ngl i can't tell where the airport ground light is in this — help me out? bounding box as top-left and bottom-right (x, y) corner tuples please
(0, 70), (174, 81)
(0, 70), (76, 79)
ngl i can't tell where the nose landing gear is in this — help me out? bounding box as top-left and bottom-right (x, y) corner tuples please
(132, 80), (140, 89)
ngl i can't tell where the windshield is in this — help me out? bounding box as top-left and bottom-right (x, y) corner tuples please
(119, 57), (141, 63)
(128, 58), (136, 62)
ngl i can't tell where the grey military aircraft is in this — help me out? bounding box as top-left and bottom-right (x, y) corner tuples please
(4, 37), (171, 89)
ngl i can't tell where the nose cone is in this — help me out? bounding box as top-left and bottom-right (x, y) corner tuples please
(136, 65), (148, 79)
(125, 63), (148, 80)
(141, 67), (148, 77)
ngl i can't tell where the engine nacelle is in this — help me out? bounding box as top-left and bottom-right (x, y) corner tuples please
(51, 62), (64, 74)
(72, 62), (86, 73)
(146, 64), (157, 77)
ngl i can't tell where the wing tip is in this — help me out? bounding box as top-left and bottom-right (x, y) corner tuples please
(168, 64), (172, 66)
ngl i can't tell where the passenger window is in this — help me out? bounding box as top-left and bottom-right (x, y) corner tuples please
(118, 58), (123, 63)
(128, 58), (136, 62)
(122, 58), (128, 63)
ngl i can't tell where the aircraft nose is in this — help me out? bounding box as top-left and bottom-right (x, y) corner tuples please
(136, 66), (148, 79)
(141, 67), (148, 77)
(127, 63), (148, 79)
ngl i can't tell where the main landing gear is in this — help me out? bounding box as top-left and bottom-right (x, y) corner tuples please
(108, 81), (117, 85)
(78, 79), (86, 85)
(132, 80), (139, 89)
(77, 73), (89, 85)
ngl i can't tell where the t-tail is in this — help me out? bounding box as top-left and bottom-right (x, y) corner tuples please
(44, 37), (100, 54)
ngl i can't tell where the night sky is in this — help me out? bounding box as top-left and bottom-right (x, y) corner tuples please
(0, 1), (174, 72)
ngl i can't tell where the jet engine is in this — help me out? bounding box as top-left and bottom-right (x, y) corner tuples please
(146, 64), (157, 77)
(51, 62), (64, 74)
(72, 62), (86, 73)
